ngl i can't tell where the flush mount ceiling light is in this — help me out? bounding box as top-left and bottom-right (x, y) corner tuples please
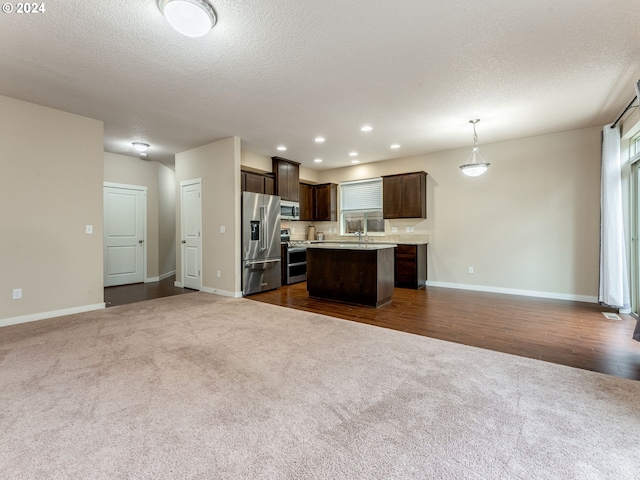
(132, 142), (150, 152)
(277, 145), (287, 151)
(314, 158), (323, 163)
(360, 125), (373, 132)
(460, 119), (490, 177)
(315, 137), (325, 143)
(158, 0), (217, 38)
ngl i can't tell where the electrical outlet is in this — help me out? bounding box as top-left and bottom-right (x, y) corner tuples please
(13, 288), (22, 299)
(216, 270), (221, 278)
(468, 267), (474, 274)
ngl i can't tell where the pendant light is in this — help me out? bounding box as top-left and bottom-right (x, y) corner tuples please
(460, 119), (490, 177)
(158, 0), (217, 38)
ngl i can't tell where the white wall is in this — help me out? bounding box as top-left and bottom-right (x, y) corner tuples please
(175, 137), (242, 296)
(317, 127), (602, 301)
(0, 96), (104, 325)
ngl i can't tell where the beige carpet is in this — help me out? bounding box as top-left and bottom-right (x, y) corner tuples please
(1, 292), (639, 479)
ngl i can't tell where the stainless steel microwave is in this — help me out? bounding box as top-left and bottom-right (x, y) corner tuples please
(280, 200), (300, 221)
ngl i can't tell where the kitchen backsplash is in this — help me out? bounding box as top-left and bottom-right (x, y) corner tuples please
(281, 220), (429, 244)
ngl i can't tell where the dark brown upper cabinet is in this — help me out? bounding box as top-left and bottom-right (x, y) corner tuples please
(241, 170), (275, 195)
(299, 182), (337, 222)
(272, 157), (300, 202)
(299, 182), (314, 221)
(313, 183), (337, 221)
(382, 171), (427, 219)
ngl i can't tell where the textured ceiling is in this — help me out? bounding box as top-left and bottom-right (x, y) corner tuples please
(1, 0), (639, 169)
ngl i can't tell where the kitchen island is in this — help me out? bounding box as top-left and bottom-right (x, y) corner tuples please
(306, 243), (396, 307)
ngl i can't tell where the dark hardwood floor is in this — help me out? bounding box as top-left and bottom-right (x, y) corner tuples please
(248, 282), (640, 381)
(104, 277), (640, 380)
(104, 275), (193, 307)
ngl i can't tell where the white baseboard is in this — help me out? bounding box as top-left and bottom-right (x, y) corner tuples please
(200, 286), (243, 298)
(146, 270), (176, 283)
(159, 270), (176, 281)
(174, 281), (183, 288)
(425, 281), (598, 303)
(0, 303), (106, 329)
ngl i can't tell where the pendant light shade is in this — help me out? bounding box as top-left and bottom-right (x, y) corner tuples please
(158, 0), (217, 38)
(460, 119), (490, 177)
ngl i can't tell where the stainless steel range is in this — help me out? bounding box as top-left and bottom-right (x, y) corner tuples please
(280, 229), (310, 284)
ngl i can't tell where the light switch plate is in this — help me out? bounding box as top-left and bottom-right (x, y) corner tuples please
(391, 227), (398, 233)
(13, 288), (22, 300)
(86, 225), (93, 234)
(219, 226), (225, 234)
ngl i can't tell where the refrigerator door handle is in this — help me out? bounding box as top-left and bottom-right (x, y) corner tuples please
(259, 205), (265, 252)
(263, 204), (268, 252)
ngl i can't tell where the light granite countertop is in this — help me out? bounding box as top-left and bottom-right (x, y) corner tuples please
(311, 238), (428, 246)
(307, 242), (396, 250)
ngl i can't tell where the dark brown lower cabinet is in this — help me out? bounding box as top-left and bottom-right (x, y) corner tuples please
(395, 244), (427, 289)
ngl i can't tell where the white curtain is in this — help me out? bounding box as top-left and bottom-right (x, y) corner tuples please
(599, 124), (630, 310)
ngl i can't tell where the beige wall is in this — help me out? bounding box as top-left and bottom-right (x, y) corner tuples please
(0, 95), (104, 324)
(158, 163), (177, 277)
(176, 137), (242, 296)
(317, 127), (602, 300)
(103, 152), (176, 279)
(240, 149), (320, 183)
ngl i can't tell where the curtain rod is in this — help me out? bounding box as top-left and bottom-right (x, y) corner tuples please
(611, 95), (638, 128)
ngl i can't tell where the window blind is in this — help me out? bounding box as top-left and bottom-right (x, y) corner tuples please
(340, 178), (382, 211)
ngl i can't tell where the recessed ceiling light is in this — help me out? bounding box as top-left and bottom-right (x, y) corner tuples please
(351, 160), (360, 164)
(277, 145), (287, 151)
(349, 151), (358, 157)
(158, 0), (217, 38)
(314, 158), (323, 163)
(315, 137), (325, 143)
(390, 144), (400, 149)
(132, 142), (150, 152)
(360, 125), (372, 132)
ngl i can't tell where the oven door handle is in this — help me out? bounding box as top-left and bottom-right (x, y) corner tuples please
(246, 259), (280, 267)
(287, 247), (308, 253)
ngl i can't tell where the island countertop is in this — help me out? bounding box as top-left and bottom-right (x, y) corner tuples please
(307, 242), (396, 250)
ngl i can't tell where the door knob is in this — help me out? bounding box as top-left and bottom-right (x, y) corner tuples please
(181, 240), (186, 244)
(138, 239), (144, 244)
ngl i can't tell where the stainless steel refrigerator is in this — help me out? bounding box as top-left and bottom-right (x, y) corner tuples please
(242, 192), (282, 295)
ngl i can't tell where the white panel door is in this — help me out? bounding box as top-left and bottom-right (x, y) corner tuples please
(103, 184), (146, 286)
(181, 180), (202, 290)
